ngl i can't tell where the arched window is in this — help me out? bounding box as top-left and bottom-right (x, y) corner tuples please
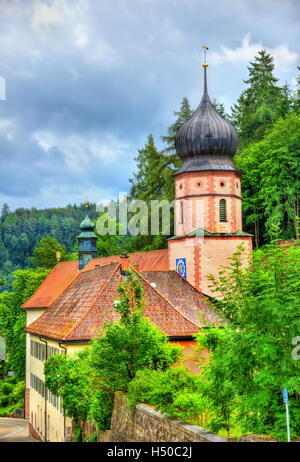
(219, 199), (227, 222)
(179, 201), (184, 224)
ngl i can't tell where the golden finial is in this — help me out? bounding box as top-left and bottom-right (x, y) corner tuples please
(202, 45), (209, 67)
(85, 195), (89, 209)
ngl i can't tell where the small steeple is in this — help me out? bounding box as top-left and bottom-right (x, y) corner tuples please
(77, 206), (97, 270)
(175, 46), (239, 175)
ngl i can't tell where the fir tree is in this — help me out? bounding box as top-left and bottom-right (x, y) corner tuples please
(129, 134), (167, 201)
(161, 96), (194, 159)
(231, 50), (291, 148)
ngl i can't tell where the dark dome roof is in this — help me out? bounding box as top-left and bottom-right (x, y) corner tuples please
(175, 66), (239, 175)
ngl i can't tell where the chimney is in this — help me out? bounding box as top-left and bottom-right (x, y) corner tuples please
(120, 254), (129, 274)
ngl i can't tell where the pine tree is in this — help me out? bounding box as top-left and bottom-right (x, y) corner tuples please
(212, 99), (229, 120)
(161, 96), (193, 161)
(129, 134), (167, 201)
(231, 50), (291, 148)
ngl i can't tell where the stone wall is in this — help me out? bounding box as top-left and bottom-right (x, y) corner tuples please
(109, 393), (227, 443)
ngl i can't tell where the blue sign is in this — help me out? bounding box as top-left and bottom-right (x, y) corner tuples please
(283, 388), (288, 403)
(176, 258), (187, 279)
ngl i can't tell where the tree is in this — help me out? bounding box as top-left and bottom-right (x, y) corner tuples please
(89, 270), (181, 391)
(129, 134), (169, 201)
(212, 99), (229, 120)
(197, 242), (300, 440)
(0, 239), (8, 267)
(32, 237), (69, 269)
(236, 112), (300, 241)
(44, 350), (92, 439)
(161, 97), (194, 156)
(0, 267), (50, 379)
(1, 204), (10, 221)
(231, 50), (291, 148)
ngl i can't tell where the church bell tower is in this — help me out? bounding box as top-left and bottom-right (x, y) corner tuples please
(168, 50), (253, 296)
(78, 214), (98, 270)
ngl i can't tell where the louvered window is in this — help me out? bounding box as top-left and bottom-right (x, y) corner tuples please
(179, 201), (184, 224)
(219, 199), (227, 222)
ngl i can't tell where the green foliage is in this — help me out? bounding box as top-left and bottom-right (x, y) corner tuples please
(230, 51), (298, 245)
(90, 271), (182, 390)
(94, 210), (125, 257)
(73, 423), (83, 442)
(88, 432), (98, 442)
(44, 350), (92, 424)
(231, 50), (291, 148)
(0, 267), (50, 379)
(0, 202), (97, 272)
(161, 97), (194, 158)
(33, 237), (70, 269)
(88, 388), (114, 432)
(236, 112), (300, 241)
(197, 242), (300, 441)
(0, 376), (24, 415)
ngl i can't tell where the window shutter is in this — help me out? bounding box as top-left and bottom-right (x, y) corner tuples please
(219, 199), (227, 222)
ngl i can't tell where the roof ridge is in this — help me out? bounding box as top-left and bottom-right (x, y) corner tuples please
(21, 261), (78, 309)
(63, 263), (121, 340)
(129, 248), (168, 255)
(80, 260), (119, 274)
(129, 265), (200, 331)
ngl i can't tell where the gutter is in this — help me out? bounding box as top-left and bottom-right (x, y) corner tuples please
(59, 343), (67, 441)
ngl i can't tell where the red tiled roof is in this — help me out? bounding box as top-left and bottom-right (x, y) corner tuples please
(25, 263), (199, 341)
(21, 261), (79, 309)
(21, 249), (169, 309)
(141, 271), (219, 327)
(84, 249), (169, 272)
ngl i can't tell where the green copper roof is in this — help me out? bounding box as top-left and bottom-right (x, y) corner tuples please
(168, 228), (253, 240)
(78, 231), (97, 238)
(79, 215), (95, 230)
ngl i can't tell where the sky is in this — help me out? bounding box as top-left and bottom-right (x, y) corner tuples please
(0, 0), (299, 211)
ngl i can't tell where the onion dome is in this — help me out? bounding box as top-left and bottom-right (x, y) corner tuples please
(79, 215), (95, 233)
(175, 64), (239, 174)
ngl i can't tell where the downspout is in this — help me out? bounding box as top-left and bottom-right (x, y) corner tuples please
(39, 337), (47, 442)
(59, 343), (67, 441)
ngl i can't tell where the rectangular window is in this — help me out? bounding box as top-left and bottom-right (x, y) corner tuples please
(83, 240), (91, 250)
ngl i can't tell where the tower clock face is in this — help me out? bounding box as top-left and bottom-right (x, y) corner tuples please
(176, 258), (187, 279)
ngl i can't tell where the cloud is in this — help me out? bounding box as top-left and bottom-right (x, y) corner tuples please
(33, 130), (130, 173)
(31, 0), (64, 34)
(211, 34), (298, 70)
(0, 0), (298, 210)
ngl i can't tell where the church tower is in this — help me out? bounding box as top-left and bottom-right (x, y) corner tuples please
(78, 215), (97, 270)
(168, 54), (252, 296)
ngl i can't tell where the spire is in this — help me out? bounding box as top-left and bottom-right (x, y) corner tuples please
(174, 49), (239, 175)
(202, 45), (209, 98)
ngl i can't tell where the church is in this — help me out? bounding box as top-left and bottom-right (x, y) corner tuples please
(21, 61), (252, 442)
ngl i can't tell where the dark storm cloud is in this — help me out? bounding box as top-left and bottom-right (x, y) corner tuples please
(0, 0), (299, 210)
